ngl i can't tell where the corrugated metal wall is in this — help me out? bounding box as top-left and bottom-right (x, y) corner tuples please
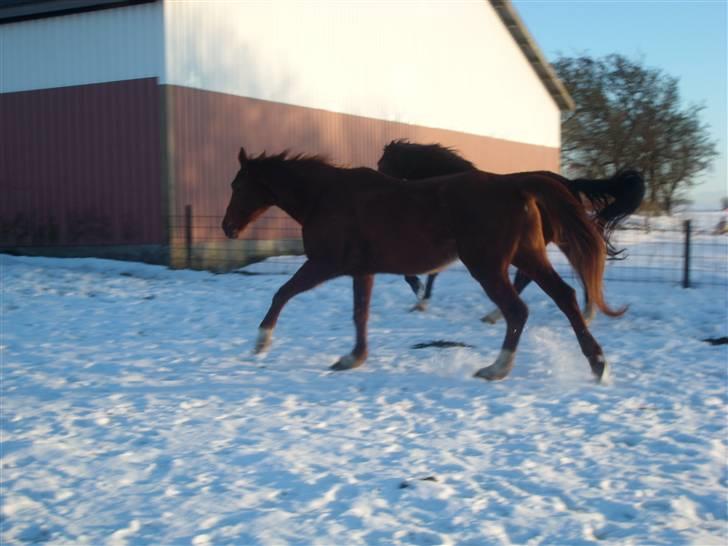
(0, 78), (164, 248)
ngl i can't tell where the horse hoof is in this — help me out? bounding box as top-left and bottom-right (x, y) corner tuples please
(474, 350), (514, 381)
(253, 328), (272, 354)
(410, 300), (429, 312)
(593, 359), (611, 386)
(473, 366), (508, 381)
(588, 353), (608, 382)
(330, 353), (365, 371)
(481, 310), (502, 324)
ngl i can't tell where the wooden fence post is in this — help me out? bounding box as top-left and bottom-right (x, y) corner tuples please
(682, 219), (691, 288)
(185, 205), (192, 269)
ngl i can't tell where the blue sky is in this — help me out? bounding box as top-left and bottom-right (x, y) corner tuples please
(513, 0), (727, 209)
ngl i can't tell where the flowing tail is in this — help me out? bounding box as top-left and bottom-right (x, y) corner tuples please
(567, 170), (646, 259)
(523, 178), (627, 318)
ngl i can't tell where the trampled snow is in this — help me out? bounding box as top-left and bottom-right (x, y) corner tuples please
(1, 245), (726, 545)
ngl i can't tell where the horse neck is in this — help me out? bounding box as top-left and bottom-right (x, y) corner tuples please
(258, 160), (330, 224)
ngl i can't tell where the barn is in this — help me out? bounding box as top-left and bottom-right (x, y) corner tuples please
(0, 0), (573, 269)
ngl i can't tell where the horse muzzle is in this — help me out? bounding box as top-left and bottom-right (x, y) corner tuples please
(221, 219), (240, 239)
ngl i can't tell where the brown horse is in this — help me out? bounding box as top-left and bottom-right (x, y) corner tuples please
(222, 148), (625, 383)
(378, 140), (645, 319)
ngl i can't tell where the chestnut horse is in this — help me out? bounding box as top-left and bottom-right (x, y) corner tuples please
(222, 148), (625, 383)
(378, 140), (645, 318)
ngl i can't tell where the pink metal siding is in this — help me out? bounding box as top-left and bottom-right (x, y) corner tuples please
(0, 78), (163, 246)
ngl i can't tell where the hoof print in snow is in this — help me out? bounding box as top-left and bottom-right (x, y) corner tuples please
(18, 524), (52, 544)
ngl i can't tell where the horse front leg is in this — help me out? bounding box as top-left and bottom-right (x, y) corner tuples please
(255, 260), (339, 354)
(331, 274), (374, 370)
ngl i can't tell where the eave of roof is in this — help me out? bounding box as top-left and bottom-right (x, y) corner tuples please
(0, 0), (156, 25)
(489, 0), (575, 112)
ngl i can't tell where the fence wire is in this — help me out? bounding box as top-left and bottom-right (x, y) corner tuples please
(169, 213), (728, 287)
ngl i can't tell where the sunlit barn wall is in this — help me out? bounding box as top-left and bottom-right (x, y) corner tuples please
(162, 1), (560, 148)
(0, 2), (166, 259)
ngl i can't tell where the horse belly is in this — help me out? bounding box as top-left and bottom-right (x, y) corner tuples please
(367, 236), (457, 275)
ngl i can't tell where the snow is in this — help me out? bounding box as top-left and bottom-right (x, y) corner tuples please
(1, 232), (727, 545)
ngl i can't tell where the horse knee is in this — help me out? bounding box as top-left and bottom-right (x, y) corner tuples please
(271, 288), (290, 309)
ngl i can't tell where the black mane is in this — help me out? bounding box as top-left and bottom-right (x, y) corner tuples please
(249, 150), (335, 170)
(378, 139), (476, 179)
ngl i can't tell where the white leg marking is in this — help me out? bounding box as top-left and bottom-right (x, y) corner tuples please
(598, 357), (612, 386)
(254, 327), (273, 354)
(482, 308), (503, 324)
(474, 349), (515, 381)
(583, 302), (597, 325)
(330, 352), (366, 371)
(412, 298), (429, 312)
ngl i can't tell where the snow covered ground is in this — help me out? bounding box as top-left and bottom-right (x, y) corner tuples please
(1, 245), (726, 545)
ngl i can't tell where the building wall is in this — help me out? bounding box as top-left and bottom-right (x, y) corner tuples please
(163, 0), (561, 149)
(0, 3), (166, 255)
(0, 79), (164, 251)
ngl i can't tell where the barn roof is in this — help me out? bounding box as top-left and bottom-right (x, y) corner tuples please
(489, 0), (575, 112)
(0, 0), (155, 24)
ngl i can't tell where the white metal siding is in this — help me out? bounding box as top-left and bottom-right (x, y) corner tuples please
(0, 2), (164, 93)
(163, 1), (561, 148)
(0, 1), (560, 148)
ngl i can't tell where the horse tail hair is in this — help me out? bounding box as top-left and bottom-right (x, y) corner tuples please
(525, 178), (627, 318)
(567, 169), (646, 260)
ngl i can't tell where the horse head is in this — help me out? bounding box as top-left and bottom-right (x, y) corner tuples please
(222, 147), (274, 239)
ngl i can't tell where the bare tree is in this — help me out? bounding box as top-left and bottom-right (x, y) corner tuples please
(554, 54), (718, 214)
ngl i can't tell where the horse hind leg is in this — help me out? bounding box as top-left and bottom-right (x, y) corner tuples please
(411, 273), (438, 312)
(558, 242), (595, 324)
(482, 268), (531, 323)
(404, 275), (423, 299)
(515, 253), (609, 383)
(466, 267), (528, 381)
(583, 287), (596, 324)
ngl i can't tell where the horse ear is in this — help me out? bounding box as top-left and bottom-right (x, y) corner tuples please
(238, 147), (248, 168)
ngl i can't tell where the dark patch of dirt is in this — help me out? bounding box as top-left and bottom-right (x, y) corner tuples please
(702, 337), (728, 346)
(411, 340), (474, 350)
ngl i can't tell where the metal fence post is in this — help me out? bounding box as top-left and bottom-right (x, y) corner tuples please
(185, 205), (192, 269)
(682, 219), (691, 288)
